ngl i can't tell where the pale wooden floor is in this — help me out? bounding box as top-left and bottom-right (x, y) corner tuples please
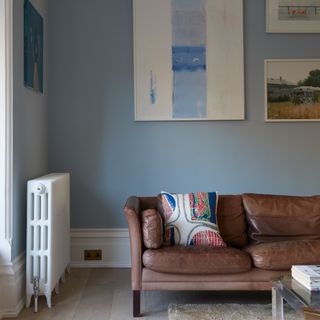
(12, 268), (271, 320)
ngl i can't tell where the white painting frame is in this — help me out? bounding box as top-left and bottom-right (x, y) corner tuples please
(265, 59), (320, 122)
(133, 0), (245, 121)
(267, 0), (320, 33)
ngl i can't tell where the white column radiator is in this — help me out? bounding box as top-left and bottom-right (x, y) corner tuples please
(26, 173), (70, 311)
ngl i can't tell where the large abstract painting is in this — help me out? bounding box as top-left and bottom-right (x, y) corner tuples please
(24, 0), (43, 93)
(134, 0), (244, 121)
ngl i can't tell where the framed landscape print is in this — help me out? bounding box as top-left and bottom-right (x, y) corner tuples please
(267, 0), (320, 33)
(24, 0), (44, 93)
(265, 59), (320, 121)
(133, 0), (244, 121)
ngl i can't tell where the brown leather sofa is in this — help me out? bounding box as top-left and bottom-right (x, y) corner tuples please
(124, 193), (320, 317)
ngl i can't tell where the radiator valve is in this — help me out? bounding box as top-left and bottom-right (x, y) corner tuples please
(35, 183), (46, 195)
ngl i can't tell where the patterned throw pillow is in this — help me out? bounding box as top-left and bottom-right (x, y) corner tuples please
(161, 191), (226, 247)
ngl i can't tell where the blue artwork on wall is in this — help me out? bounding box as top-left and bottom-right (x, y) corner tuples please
(134, 0), (244, 121)
(24, 0), (44, 93)
(172, 0), (207, 118)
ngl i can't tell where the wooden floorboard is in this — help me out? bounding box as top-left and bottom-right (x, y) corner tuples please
(12, 268), (271, 320)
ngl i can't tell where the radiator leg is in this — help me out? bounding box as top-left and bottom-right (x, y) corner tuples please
(55, 283), (60, 294)
(34, 296), (38, 313)
(133, 290), (141, 318)
(45, 294), (52, 308)
(67, 265), (71, 273)
(26, 294), (32, 308)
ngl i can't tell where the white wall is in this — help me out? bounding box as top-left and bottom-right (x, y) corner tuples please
(0, 0), (9, 262)
(0, 0), (49, 317)
(12, 0), (49, 259)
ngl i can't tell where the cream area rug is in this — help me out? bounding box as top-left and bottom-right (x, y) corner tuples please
(168, 304), (301, 320)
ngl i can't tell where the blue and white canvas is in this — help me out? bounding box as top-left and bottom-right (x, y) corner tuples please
(134, 0), (244, 121)
(24, 0), (44, 93)
(172, 0), (207, 118)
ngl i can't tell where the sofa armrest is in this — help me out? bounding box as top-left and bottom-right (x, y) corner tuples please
(124, 196), (143, 291)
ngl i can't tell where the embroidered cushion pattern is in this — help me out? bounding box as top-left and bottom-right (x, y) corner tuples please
(161, 191), (226, 247)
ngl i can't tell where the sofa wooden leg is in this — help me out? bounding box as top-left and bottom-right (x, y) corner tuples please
(133, 290), (141, 317)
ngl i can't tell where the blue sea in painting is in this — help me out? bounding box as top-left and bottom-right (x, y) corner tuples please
(171, 0), (207, 119)
(172, 46), (206, 72)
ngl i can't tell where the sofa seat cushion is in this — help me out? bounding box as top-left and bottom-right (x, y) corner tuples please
(143, 245), (252, 274)
(244, 240), (320, 270)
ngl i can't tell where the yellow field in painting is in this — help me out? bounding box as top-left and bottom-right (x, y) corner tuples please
(268, 102), (320, 120)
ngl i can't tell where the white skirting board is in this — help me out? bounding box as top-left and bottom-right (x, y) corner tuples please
(70, 228), (131, 268)
(0, 252), (26, 318)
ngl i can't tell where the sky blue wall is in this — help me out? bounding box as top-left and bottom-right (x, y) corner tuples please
(49, 0), (320, 229)
(13, 0), (49, 258)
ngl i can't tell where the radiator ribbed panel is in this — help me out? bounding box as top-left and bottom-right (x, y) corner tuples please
(26, 173), (70, 309)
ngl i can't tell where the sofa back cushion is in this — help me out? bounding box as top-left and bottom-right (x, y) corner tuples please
(217, 195), (248, 248)
(243, 193), (320, 244)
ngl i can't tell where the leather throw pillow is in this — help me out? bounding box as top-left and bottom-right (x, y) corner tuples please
(141, 209), (163, 249)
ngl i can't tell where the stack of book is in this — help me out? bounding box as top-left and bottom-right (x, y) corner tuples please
(292, 265), (320, 306)
(292, 265), (320, 291)
(292, 279), (320, 305)
(292, 265), (320, 290)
